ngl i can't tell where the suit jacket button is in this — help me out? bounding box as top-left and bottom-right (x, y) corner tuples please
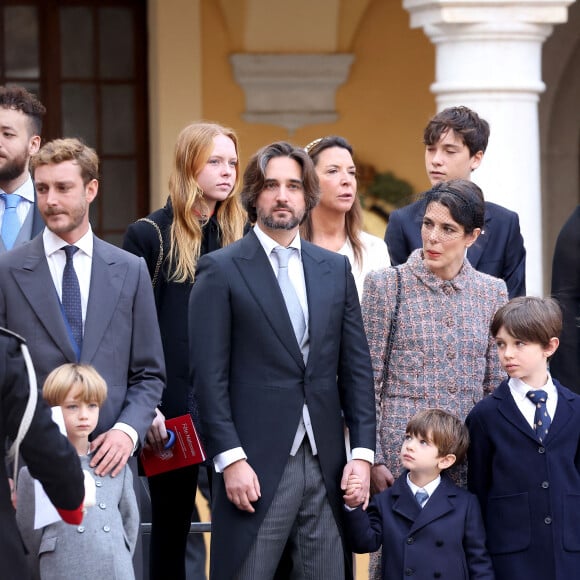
(435, 540), (444, 547)
(99, 502), (107, 509)
(541, 481), (549, 489)
(103, 525), (111, 532)
(544, 516), (552, 525)
(407, 536), (415, 544)
(95, 480), (103, 487)
(405, 568), (414, 576)
(434, 573), (442, 578)
(77, 526), (85, 533)
(538, 447), (545, 454)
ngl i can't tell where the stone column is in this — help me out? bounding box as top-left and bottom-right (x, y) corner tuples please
(404, 0), (575, 296)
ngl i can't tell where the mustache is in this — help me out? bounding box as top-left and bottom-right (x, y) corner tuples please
(273, 203), (293, 211)
(43, 208), (66, 216)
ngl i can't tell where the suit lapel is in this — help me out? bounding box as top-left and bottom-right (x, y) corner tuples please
(495, 380), (540, 442)
(11, 236), (77, 360)
(409, 477), (455, 533)
(544, 380), (574, 444)
(301, 243), (333, 370)
(233, 232), (305, 369)
(81, 237), (128, 363)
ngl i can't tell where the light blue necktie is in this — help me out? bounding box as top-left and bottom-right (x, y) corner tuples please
(62, 245), (83, 354)
(526, 389), (551, 443)
(415, 489), (429, 508)
(273, 246), (306, 344)
(1, 193), (21, 250)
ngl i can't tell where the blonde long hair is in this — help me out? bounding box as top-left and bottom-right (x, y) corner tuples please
(168, 122), (246, 282)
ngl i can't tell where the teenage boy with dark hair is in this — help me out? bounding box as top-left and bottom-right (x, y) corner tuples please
(385, 105), (526, 298)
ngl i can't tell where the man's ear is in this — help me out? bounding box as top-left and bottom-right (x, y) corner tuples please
(470, 150), (484, 172)
(438, 454), (456, 470)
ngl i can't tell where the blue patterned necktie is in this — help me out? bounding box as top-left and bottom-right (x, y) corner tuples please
(272, 246), (306, 344)
(526, 389), (551, 442)
(415, 489), (429, 508)
(62, 245), (83, 352)
(1, 193), (21, 250)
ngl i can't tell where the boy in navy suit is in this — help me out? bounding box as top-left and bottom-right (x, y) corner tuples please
(344, 409), (494, 579)
(467, 296), (580, 580)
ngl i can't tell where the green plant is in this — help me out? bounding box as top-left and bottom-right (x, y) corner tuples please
(366, 171), (414, 208)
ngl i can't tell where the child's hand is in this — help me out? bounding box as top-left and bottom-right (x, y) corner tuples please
(343, 474), (363, 508)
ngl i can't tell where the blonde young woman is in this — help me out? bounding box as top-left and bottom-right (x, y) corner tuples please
(123, 122), (246, 580)
(302, 135), (390, 298)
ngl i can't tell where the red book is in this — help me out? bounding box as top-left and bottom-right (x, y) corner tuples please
(140, 414), (206, 477)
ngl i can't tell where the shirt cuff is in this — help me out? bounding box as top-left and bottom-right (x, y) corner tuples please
(344, 504), (361, 512)
(351, 447), (374, 465)
(112, 423), (138, 454)
(213, 447), (247, 473)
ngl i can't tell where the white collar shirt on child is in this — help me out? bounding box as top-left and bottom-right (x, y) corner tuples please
(406, 473), (441, 507)
(508, 375), (558, 430)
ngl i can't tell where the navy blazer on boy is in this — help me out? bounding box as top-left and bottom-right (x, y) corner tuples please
(344, 472), (494, 579)
(385, 197), (526, 298)
(467, 378), (580, 580)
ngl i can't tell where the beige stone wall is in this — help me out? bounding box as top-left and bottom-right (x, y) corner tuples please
(149, 0), (436, 210)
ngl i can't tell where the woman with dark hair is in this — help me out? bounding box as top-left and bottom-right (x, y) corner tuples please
(362, 179), (508, 578)
(123, 122), (246, 580)
(303, 136), (389, 297)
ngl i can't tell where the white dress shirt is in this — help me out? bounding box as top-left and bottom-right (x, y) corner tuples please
(508, 374), (558, 430)
(407, 472), (441, 507)
(43, 226), (138, 451)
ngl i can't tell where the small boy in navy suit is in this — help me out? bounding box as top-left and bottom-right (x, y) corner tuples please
(467, 296), (580, 580)
(344, 409), (494, 579)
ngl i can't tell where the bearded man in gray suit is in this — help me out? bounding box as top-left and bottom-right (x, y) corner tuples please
(0, 138), (165, 478)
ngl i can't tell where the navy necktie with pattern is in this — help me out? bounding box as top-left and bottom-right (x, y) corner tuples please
(526, 389), (551, 442)
(62, 245), (83, 353)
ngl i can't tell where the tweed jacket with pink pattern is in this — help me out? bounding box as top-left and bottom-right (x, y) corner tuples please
(362, 249), (508, 475)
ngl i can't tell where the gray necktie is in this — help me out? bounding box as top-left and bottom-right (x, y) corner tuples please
(273, 246), (306, 344)
(415, 489), (429, 508)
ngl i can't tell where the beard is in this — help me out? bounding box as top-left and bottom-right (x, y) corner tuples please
(0, 150), (28, 183)
(257, 204), (305, 231)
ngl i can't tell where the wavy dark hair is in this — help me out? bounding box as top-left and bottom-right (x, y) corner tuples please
(241, 141), (319, 224)
(423, 106), (490, 157)
(0, 85), (46, 135)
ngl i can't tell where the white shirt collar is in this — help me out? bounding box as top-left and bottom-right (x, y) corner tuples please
(253, 223), (301, 256)
(406, 472), (441, 497)
(43, 225), (94, 258)
(508, 374), (556, 402)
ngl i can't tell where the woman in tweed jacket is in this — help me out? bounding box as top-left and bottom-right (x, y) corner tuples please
(364, 180), (508, 488)
(363, 180), (508, 578)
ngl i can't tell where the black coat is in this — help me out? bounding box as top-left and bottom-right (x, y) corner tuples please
(551, 206), (580, 393)
(123, 199), (221, 422)
(0, 328), (84, 579)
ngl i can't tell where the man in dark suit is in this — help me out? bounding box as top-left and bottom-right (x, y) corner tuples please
(551, 205), (580, 393)
(0, 137), (165, 479)
(1, 327), (85, 579)
(385, 106), (526, 298)
(189, 141), (376, 579)
(0, 86), (46, 253)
